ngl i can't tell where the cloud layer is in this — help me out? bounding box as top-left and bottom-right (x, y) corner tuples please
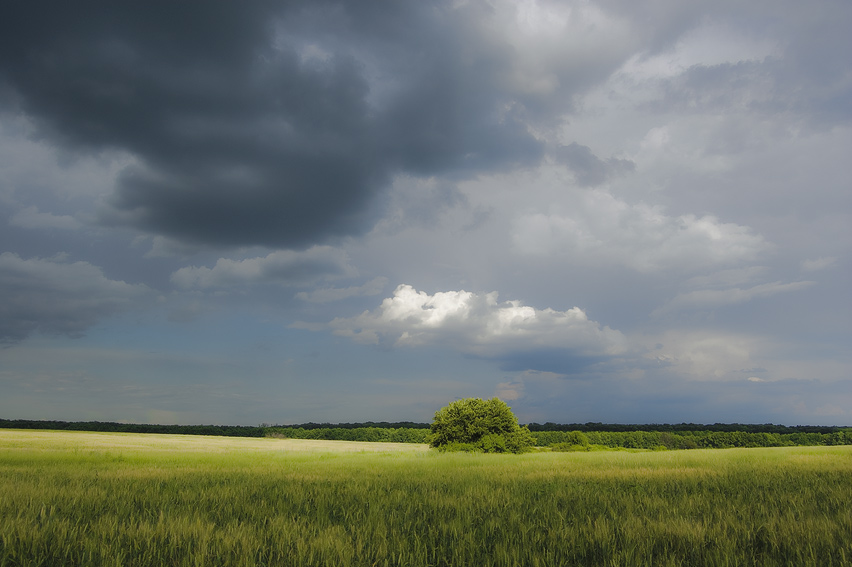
(512, 190), (767, 273)
(171, 247), (355, 290)
(0, 253), (149, 343)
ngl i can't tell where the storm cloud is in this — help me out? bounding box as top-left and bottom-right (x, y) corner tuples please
(0, 0), (557, 249)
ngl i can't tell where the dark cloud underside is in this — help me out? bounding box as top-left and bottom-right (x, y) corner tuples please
(0, 253), (149, 343)
(0, 1), (546, 249)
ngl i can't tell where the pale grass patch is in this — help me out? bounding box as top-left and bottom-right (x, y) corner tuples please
(0, 429), (429, 454)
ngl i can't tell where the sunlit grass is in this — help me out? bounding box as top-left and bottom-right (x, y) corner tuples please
(1, 430), (850, 566)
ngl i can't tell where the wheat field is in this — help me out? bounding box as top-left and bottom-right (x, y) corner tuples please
(1, 429), (850, 566)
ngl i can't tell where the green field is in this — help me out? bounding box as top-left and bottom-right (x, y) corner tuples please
(1, 430), (850, 566)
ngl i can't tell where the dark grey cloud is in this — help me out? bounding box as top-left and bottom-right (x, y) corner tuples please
(0, 1), (553, 250)
(0, 253), (150, 343)
(0, 2), (381, 248)
(555, 143), (635, 187)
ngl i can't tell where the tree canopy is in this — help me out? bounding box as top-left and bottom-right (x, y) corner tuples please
(428, 397), (534, 453)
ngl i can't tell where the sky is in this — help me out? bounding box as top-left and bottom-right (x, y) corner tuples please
(0, 0), (850, 427)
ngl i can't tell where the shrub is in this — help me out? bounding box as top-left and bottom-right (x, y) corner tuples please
(429, 397), (534, 453)
(564, 430), (590, 447)
(503, 428), (536, 453)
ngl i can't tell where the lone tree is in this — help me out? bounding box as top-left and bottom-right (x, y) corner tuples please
(428, 397), (534, 453)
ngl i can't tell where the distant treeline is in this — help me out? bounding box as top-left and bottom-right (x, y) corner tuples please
(526, 422), (848, 435)
(266, 427), (430, 444)
(3, 419), (851, 450)
(0, 419), (267, 437)
(534, 429), (852, 451)
(268, 421), (431, 430)
(0, 419), (427, 437)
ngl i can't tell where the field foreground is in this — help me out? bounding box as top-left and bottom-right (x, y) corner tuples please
(1, 430), (850, 567)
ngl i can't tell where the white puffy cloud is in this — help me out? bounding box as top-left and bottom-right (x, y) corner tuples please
(512, 189), (767, 272)
(0, 252), (150, 342)
(171, 246), (355, 290)
(329, 284), (627, 364)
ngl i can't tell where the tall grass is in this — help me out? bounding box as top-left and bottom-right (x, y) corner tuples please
(1, 430), (850, 566)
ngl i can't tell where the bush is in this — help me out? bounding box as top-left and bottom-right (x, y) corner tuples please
(429, 397), (534, 453)
(564, 430), (590, 447)
(503, 428), (536, 453)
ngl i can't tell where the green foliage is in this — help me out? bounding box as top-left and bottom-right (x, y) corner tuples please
(266, 426), (429, 444)
(0, 419), (431, 438)
(532, 428), (852, 451)
(526, 421), (849, 435)
(503, 427), (536, 453)
(0, 419), (267, 437)
(429, 397), (533, 453)
(566, 430), (590, 446)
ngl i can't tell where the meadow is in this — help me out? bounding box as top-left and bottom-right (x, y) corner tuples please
(1, 430), (850, 567)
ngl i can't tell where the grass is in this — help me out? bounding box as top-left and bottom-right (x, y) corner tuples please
(1, 429), (850, 566)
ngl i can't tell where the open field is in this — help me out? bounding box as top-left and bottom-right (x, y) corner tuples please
(1, 430), (850, 566)
(0, 429), (428, 454)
